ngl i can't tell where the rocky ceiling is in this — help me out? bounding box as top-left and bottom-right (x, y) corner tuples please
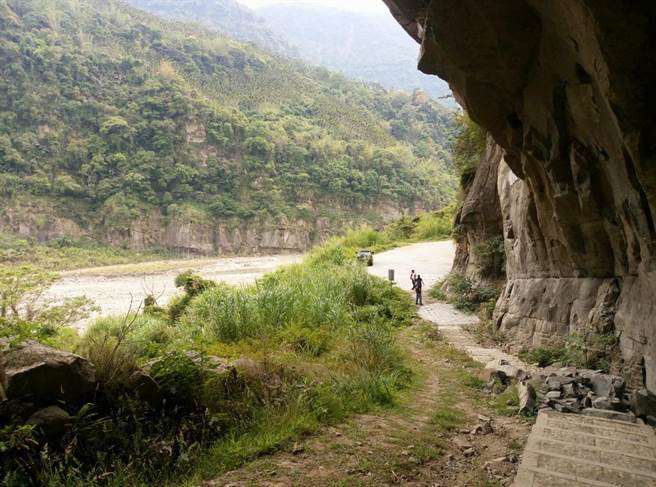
(383, 0), (656, 394)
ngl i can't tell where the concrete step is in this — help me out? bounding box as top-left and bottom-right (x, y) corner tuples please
(513, 410), (656, 486)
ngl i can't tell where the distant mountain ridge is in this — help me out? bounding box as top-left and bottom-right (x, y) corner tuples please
(256, 3), (454, 105)
(127, 0), (297, 56)
(126, 0), (454, 105)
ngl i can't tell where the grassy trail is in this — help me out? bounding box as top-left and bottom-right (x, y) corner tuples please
(203, 323), (531, 486)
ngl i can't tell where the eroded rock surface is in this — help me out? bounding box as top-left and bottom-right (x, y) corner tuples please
(385, 0), (656, 393)
(451, 135), (504, 285)
(3, 341), (96, 403)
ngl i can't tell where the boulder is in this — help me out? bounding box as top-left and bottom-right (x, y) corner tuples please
(545, 391), (561, 401)
(582, 372), (625, 399)
(631, 388), (656, 419)
(3, 341), (96, 403)
(485, 358), (528, 383)
(473, 415), (494, 435)
(545, 375), (575, 391)
(517, 381), (536, 415)
(27, 405), (72, 438)
(562, 382), (578, 398)
(592, 396), (611, 410)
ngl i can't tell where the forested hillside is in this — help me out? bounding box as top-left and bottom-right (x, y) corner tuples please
(127, 0), (454, 105)
(128, 0), (297, 56)
(0, 0), (457, 254)
(257, 4), (454, 104)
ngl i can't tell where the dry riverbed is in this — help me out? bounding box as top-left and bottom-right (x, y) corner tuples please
(44, 253), (302, 330)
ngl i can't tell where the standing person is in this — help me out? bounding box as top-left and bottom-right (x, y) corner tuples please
(414, 274), (424, 305)
(410, 269), (416, 288)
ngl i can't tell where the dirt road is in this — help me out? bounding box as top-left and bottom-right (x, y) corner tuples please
(44, 253), (302, 329)
(368, 240), (455, 291)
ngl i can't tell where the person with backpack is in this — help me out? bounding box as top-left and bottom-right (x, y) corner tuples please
(413, 274), (424, 305)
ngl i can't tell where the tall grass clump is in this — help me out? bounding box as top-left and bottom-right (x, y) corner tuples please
(182, 262), (410, 344)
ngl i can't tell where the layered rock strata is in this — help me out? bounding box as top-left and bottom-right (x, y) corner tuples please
(385, 0), (656, 393)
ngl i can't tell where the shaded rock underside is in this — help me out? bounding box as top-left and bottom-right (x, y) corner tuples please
(384, 0), (656, 393)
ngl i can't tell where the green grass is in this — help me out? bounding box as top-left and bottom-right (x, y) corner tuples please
(314, 206), (456, 263)
(489, 385), (519, 416)
(1, 233), (418, 486)
(0, 232), (175, 271)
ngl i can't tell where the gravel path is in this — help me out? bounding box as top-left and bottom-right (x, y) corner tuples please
(367, 240), (455, 292)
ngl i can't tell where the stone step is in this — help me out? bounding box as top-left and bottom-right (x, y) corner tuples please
(513, 466), (625, 487)
(533, 419), (655, 445)
(518, 448), (656, 486)
(530, 426), (655, 455)
(539, 410), (653, 437)
(526, 436), (656, 474)
(513, 410), (656, 486)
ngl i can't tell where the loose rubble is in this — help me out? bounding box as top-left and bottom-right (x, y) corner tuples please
(483, 358), (656, 423)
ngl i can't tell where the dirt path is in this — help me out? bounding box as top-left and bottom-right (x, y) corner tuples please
(205, 242), (531, 486)
(207, 324), (530, 487)
(44, 254), (302, 330)
(368, 241), (455, 292)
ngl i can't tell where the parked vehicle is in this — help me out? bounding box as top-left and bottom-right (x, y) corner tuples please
(356, 249), (374, 266)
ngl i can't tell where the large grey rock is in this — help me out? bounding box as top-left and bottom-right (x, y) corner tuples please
(631, 388), (656, 419)
(27, 405), (72, 438)
(545, 391), (561, 401)
(3, 342), (96, 403)
(385, 0), (656, 396)
(592, 396), (612, 410)
(517, 381), (536, 415)
(449, 135), (505, 285)
(485, 358), (527, 383)
(545, 376), (575, 391)
(582, 372), (625, 399)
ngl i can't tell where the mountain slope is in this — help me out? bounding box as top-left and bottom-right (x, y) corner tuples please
(256, 4), (454, 105)
(128, 0), (297, 56)
(126, 0), (454, 105)
(0, 0), (457, 255)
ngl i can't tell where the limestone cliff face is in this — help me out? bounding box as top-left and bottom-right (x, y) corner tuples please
(451, 135), (504, 285)
(99, 208), (327, 255)
(385, 0), (656, 393)
(0, 203), (329, 255)
(0, 198), (410, 255)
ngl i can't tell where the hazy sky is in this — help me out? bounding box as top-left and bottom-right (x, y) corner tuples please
(237, 0), (389, 14)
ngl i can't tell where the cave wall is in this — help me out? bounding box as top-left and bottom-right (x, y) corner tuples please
(451, 135), (504, 285)
(384, 0), (656, 393)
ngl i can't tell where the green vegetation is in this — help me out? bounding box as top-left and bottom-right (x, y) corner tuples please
(0, 232), (175, 270)
(0, 0), (458, 248)
(0, 264), (94, 347)
(473, 237), (506, 278)
(314, 205), (456, 265)
(0, 232), (415, 486)
(489, 385), (520, 417)
(430, 273), (499, 316)
(452, 114), (487, 188)
(519, 325), (619, 372)
(128, 0), (296, 57)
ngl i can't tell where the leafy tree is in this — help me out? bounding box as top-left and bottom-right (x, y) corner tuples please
(0, 0), (461, 244)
